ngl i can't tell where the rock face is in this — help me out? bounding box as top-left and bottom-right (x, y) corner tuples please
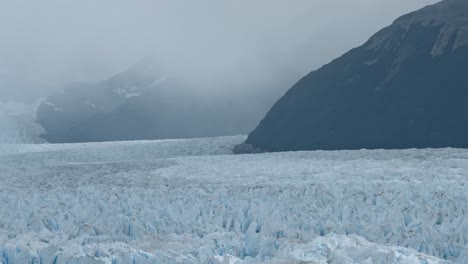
(37, 59), (261, 143)
(241, 0), (468, 152)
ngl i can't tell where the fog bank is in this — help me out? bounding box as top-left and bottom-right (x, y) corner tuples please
(0, 0), (437, 102)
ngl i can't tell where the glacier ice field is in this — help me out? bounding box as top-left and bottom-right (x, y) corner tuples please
(0, 130), (467, 263)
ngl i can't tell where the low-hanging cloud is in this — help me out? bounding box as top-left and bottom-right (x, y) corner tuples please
(0, 0), (438, 102)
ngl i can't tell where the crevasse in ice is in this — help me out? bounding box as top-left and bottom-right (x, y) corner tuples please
(0, 136), (466, 263)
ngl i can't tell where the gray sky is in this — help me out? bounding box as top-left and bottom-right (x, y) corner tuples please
(0, 0), (438, 101)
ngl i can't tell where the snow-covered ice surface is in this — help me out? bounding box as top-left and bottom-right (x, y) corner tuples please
(0, 135), (467, 263)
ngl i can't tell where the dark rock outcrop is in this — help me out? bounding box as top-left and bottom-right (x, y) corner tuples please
(240, 0), (468, 152)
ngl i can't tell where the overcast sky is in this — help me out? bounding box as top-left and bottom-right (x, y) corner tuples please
(0, 0), (438, 101)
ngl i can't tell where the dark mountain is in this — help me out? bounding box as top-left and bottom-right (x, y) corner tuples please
(36, 59), (265, 143)
(236, 0), (468, 152)
(36, 59), (163, 142)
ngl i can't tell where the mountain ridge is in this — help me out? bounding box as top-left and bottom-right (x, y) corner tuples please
(237, 0), (468, 152)
(36, 58), (266, 143)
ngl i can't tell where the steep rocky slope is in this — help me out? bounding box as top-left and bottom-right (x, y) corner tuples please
(241, 0), (468, 152)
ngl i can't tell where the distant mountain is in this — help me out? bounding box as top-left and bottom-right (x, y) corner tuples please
(37, 58), (263, 143)
(236, 0), (468, 152)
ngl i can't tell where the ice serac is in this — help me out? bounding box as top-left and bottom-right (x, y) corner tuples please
(239, 0), (468, 152)
(0, 136), (466, 263)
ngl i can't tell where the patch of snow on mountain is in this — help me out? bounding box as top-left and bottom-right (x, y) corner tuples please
(150, 76), (167, 87)
(0, 137), (466, 263)
(128, 86), (140, 92)
(125, 92), (142, 98)
(45, 101), (65, 111)
(84, 101), (97, 108)
(113, 86), (144, 98)
(113, 88), (127, 96)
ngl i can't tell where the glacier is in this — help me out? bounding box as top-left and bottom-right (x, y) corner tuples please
(0, 135), (467, 263)
(0, 102), (45, 144)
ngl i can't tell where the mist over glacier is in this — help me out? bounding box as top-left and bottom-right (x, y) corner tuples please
(0, 0), (437, 103)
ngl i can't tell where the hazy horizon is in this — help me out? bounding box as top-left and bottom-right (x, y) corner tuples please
(0, 0), (438, 102)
